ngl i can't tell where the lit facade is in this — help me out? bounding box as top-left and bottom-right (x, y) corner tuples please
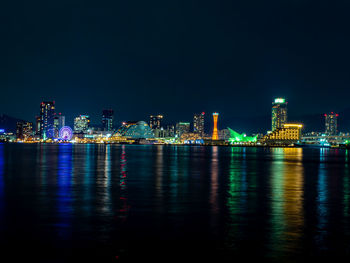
(272, 98), (287, 131)
(176, 122), (190, 137)
(40, 101), (55, 139)
(116, 121), (154, 139)
(193, 112), (205, 136)
(262, 123), (303, 145)
(16, 121), (33, 140)
(74, 115), (90, 133)
(150, 115), (163, 129)
(212, 113), (219, 140)
(325, 112), (338, 135)
(227, 128), (258, 143)
(102, 109), (114, 131)
(35, 116), (41, 136)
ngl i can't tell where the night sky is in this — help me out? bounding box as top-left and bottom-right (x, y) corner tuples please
(1, 0), (350, 130)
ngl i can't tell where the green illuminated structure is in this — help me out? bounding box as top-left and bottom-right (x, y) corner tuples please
(227, 128), (258, 144)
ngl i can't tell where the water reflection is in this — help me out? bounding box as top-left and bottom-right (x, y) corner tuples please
(118, 145), (129, 222)
(269, 148), (304, 257)
(0, 144), (4, 229)
(316, 148), (328, 250)
(210, 146), (219, 235)
(225, 147), (245, 249)
(56, 144), (73, 239)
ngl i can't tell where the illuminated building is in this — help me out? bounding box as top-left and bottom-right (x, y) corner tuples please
(102, 109), (114, 131)
(180, 132), (203, 144)
(212, 113), (219, 140)
(176, 122), (190, 137)
(116, 121), (154, 139)
(324, 112), (338, 135)
(150, 115), (163, 129)
(16, 121), (33, 140)
(193, 112), (205, 136)
(35, 116), (41, 136)
(40, 101), (55, 139)
(153, 125), (175, 138)
(218, 129), (230, 140)
(54, 116), (59, 138)
(74, 115), (90, 133)
(57, 113), (65, 130)
(272, 98), (287, 131)
(262, 123), (303, 145)
(227, 128), (258, 144)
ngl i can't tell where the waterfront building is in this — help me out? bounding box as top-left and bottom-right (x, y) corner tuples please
(193, 112), (205, 136)
(116, 121), (154, 139)
(153, 125), (175, 138)
(227, 128), (258, 144)
(40, 101), (55, 139)
(262, 123), (303, 145)
(150, 115), (163, 129)
(176, 122), (190, 137)
(325, 112), (338, 136)
(218, 129), (230, 140)
(272, 98), (288, 131)
(54, 116), (59, 138)
(102, 109), (114, 131)
(74, 115), (90, 133)
(16, 121), (33, 140)
(35, 116), (41, 136)
(212, 113), (219, 140)
(57, 113), (65, 130)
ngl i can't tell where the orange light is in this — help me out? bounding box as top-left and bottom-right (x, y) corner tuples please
(212, 113), (219, 140)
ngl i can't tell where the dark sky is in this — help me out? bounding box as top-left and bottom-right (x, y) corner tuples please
(1, 0), (350, 129)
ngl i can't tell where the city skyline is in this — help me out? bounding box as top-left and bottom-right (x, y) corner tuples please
(1, 1), (350, 130)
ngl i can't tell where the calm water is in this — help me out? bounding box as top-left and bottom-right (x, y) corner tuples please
(0, 143), (349, 262)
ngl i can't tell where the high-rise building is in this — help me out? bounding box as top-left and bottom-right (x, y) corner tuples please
(212, 113), (219, 140)
(74, 115), (90, 133)
(176, 122), (190, 137)
(40, 101), (55, 139)
(57, 113), (65, 130)
(150, 115), (163, 129)
(54, 116), (59, 138)
(272, 98), (287, 131)
(325, 112), (338, 135)
(16, 121), (33, 140)
(35, 116), (41, 136)
(102, 109), (114, 131)
(193, 112), (205, 136)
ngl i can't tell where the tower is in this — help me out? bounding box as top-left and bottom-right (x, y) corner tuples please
(272, 98), (287, 131)
(40, 101), (55, 140)
(324, 112), (338, 135)
(193, 112), (205, 136)
(102, 109), (114, 131)
(212, 112), (219, 140)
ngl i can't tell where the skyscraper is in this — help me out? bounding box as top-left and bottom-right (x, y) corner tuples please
(35, 116), (41, 136)
(57, 113), (65, 130)
(40, 101), (55, 139)
(193, 112), (205, 136)
(325, 112), (338, 135)
(74, 115), (90, 133)
(212, 113), (219, 140)
(150, 115), (163, 129)
(102, 109), (114, 131)
(272, 98), (287, 131)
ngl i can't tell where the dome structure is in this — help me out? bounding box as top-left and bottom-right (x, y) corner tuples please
(115, 121), (154, 139)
